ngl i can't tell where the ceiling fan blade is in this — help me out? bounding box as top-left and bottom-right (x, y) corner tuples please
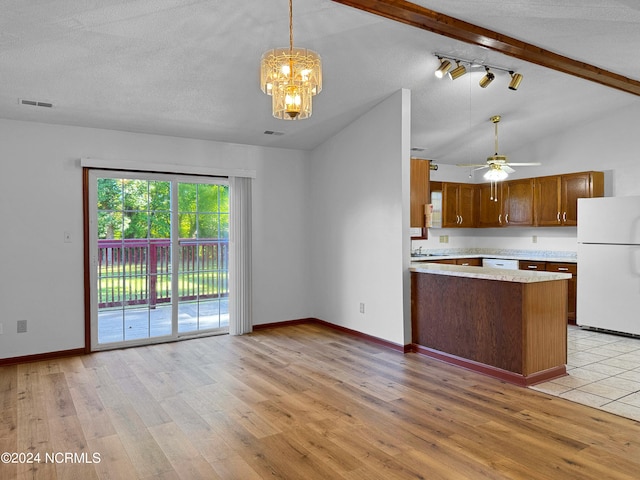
(505, 162), (542, 166)
(502, 165), (516, 173)
(456, 163), (488, 167)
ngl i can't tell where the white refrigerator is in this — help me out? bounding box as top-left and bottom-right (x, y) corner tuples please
(577, 196), (640, 336)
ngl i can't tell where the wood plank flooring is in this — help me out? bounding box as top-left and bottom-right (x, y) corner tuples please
(1, 323), (639, 479)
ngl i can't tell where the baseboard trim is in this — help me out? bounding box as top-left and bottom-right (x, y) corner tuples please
(254, 318), (410, 353)
(410, 344), (567, 386)
(0, 348), (87, 367)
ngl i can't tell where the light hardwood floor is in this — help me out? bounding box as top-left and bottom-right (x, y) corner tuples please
(1, 323), (639, 480)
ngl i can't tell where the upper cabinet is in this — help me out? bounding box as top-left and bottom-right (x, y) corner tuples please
(410, 158), (431, 229)
(478, 183), (503, 227)
(428, 171), (603, 229)
(535, 172), (604, 226)
(442, 182), (477, 227)
(504, 178), (536, 226)
(478, 178), (535, 227)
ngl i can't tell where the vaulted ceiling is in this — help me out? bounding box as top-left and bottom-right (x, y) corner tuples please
(1, 0), (639, 165)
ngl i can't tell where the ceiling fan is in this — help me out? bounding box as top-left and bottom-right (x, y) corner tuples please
(457, 115), (541, 180)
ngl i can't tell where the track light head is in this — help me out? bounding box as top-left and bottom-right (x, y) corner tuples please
(435, 57), (452, 78)
(508, 72), (523, 90)
(448, 61), (466, 80)
(479, 67), (495, 88)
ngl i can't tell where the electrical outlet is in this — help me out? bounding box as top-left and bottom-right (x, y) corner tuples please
(17, 320), (27, 333)
(439, 235), (449, 243)
(532, 235), (538, 244)
(359, 303), (365, 314)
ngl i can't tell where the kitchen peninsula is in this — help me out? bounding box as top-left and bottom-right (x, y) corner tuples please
(410, 263), (571, 386)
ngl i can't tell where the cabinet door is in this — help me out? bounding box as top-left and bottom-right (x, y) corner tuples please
(561, 172), (604, 226)
(442, 183), (461, 228)
(458, 184), (477, 227)
(535, 175), (562, 226)
(478, 183), (503, 227)
(504, 179), (534, 226)
(546, 263), (577, 324)
(410, 158), (430, 228)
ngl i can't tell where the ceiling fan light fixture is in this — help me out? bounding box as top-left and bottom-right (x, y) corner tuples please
(434, 57), (452, 78)
(479, 67), (495, 88)
(484, 164), (509, 181)
(260, 0), (322, 120)
(509, 71), (523, 90)
(448, 61), (466, 80)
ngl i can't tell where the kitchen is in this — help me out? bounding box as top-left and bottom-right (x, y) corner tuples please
(408, 150), (640, 395)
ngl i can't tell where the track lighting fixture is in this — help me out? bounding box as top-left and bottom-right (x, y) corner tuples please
(508, 71), (523, 90)
(433, 53), (523, 91)
(448, 61), (466, 80)
(434, 57), (452, 78)
(479, 67), (495, 88)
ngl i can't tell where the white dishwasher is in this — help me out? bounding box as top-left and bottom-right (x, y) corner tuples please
(482, 258), (519, 270)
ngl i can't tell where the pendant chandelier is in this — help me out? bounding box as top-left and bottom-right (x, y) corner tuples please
(260, 0), (322, 120)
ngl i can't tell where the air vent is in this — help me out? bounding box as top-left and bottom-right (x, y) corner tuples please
(19, 98), (53, 108)
(264, 130), (284, 136)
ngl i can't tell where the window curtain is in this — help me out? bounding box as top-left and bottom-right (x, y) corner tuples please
(229, 176), (253, 335)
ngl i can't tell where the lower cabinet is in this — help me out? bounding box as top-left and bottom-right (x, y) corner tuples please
(422, 257), (482, 266)
(519, 260), (577, 324)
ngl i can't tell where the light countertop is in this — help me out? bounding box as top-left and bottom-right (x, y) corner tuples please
(410, 249), (576, 264)
(409, 263), (572, 283)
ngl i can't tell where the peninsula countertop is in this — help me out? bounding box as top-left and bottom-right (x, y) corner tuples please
(409, 262), (572, 283)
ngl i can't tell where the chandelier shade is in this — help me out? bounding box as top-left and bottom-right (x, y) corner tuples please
(260, 0), (322, 120)
(260, 47), (322, 120)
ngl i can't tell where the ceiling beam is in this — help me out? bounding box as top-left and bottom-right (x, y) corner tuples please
(332, 0), (640, 97)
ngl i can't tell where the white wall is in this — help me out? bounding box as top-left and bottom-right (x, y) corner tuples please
(308, 90), (411, 346)
(414, 100), (640, 253)
(0, 119), (311, 359)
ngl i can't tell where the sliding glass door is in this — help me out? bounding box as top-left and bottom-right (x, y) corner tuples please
(88, 170), (229, 351)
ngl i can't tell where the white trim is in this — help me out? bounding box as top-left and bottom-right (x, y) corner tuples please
(81, 157), (256, 179)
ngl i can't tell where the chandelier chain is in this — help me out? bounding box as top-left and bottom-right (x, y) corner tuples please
(289, 0), (294, 52)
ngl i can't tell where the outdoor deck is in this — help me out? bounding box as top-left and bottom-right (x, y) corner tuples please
(97, 238), (229, 345)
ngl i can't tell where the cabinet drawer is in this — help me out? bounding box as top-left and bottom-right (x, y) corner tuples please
(456, 258), (482, 267)
(519, 261), (546, 271)
(546, 262), (577, 275)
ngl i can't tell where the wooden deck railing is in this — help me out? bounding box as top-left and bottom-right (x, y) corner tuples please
(98, 238), (229, 309)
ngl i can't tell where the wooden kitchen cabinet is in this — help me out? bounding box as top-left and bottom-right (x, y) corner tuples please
(477, 182), (503, 227)
(456, 258), (482, 266)
(518, 260), (577, 324)
(519, 260), (546, 271)
(535, 171), (604, 226)
(546, 262), (577, 324)
(410, 158), (431, 229)
(503, 178), (535, 226)
(417, 257), (481, 266)
(442, 182), (477, 227)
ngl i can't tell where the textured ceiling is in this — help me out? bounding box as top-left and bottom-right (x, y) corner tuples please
(0, 0), (639, 165)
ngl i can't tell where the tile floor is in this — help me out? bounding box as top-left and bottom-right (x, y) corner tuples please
(531, 325), (640, 421)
